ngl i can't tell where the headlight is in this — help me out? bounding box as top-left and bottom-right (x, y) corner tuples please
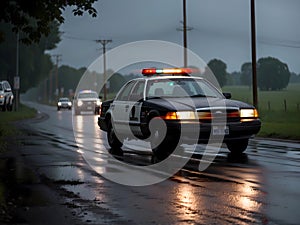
(68, 102), (72, 106)
(77, 100), (83, 107)
(58, 102), (62, 106)
(164, 111), (197, 120)
(96, 99), (101, 106)
(240, 109), (259, 121)
(0, 94), (4, 99)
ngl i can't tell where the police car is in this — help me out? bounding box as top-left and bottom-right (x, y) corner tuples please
(98, 68), (261, 159)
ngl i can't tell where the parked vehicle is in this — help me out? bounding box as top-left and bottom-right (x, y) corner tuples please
(0, 80), (14, 111)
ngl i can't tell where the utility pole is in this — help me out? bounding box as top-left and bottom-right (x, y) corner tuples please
(52, 54), (62, 100)
(14, 32), (20, 111)
(251, 0), (258, 109)
(95, 39), (112, 100)
(183, 0), (187, 68)
(177, 0), (193, 67)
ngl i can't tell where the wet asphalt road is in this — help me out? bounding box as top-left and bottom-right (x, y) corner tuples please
(16, 101), (300, 225)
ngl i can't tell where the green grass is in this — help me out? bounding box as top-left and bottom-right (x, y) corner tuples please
(0, 104), (36, 151)
(222, 83), (300, 140)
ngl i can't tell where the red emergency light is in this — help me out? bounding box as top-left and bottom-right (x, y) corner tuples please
(142, 68), (193, 76)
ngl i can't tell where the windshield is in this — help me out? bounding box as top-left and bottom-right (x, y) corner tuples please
(146, 78), (223, 99)
(59, 98), (70, 102)
(78, 92), (98, 99)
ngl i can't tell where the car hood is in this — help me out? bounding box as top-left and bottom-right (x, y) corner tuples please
(145, 97), (254, 111)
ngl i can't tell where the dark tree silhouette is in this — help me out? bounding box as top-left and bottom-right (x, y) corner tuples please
(0, 0), (97, 44)
(257, 57), (290, 91)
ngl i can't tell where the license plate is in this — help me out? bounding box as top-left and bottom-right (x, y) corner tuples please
(87, 106), (92, 110)
(212, 126), (229, 135)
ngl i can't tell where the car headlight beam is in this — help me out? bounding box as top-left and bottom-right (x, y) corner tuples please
(77, 100), (83, 107)
(240, 109), (259, 121)
(164, 111), (197, 120)
(96, 100), (101, 106)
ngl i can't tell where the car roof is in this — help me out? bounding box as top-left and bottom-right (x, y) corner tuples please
(132, 75), (204, 82)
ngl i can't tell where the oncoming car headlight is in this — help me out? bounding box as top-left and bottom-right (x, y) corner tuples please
(240, 109), (259, 121)
(163, 111), (197, 120)
(77, 100), (83, 107)
(96, 99), (101, 106)
(68, 102), (72, 106)
(58, 102), (62, 106)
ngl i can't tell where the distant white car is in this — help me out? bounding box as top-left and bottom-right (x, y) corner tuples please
(57, 97), (72, 111)
(0, 80), (14, 111)
(74, 90), (101, 115)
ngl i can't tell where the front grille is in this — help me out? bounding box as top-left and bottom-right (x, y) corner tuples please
(197, 108), (240, 123)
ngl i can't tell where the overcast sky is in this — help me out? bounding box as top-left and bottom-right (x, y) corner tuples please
(49, 0), (300, 73)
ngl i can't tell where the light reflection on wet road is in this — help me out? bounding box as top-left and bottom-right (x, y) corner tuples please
(19, 102), (300, 225)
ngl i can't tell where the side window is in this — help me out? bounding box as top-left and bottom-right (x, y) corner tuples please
(4, 82), (11, 91)
(129, 81), (145, 101)
(116, 81), (136, 101)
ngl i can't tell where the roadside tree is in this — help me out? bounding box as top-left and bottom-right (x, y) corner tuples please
(206, 59), (227, 87)
(0, 0), (97, 44)
(240, 62), (252, 86)
(257, 57), (290, 91)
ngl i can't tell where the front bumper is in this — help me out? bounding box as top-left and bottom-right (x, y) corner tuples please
(164, 119), (261, 143)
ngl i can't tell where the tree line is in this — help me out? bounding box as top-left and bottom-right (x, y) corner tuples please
(208, 57), (293, 90)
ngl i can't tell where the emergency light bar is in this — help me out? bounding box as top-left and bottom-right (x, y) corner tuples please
(142, 68), (193, 76)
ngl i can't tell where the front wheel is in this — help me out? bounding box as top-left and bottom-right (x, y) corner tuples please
(107, 121), (123, 149)
(226, 139), (249, 154)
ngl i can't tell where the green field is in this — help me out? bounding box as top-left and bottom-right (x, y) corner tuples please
(222, 83), (300, 140)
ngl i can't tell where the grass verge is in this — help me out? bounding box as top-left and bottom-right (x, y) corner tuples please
(223, 84), (300, 140)
(0, 104), (36, 151)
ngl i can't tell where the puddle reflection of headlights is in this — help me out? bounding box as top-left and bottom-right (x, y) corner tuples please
(96, 100), (101, 106)
(77, 100), (83, 106)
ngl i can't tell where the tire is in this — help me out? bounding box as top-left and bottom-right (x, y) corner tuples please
(57, 107), (60, 111)
(226, 139), (249, 154)
(8, 103), (13, 111)
(107, 120), (123, 149)
(150, 118), (180, 160)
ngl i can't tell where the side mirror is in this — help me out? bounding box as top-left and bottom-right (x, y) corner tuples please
(99, 96), (103, 99)
(5, 88), (11, 92)
(223, 92), (231, 99)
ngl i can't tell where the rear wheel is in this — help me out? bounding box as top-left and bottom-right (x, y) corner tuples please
(226, 139), (249, 154)
(107, 120), (123, 149)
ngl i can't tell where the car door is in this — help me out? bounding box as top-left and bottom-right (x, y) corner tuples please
(111, 80), (136, 133)
(128, 80), (145, 136)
